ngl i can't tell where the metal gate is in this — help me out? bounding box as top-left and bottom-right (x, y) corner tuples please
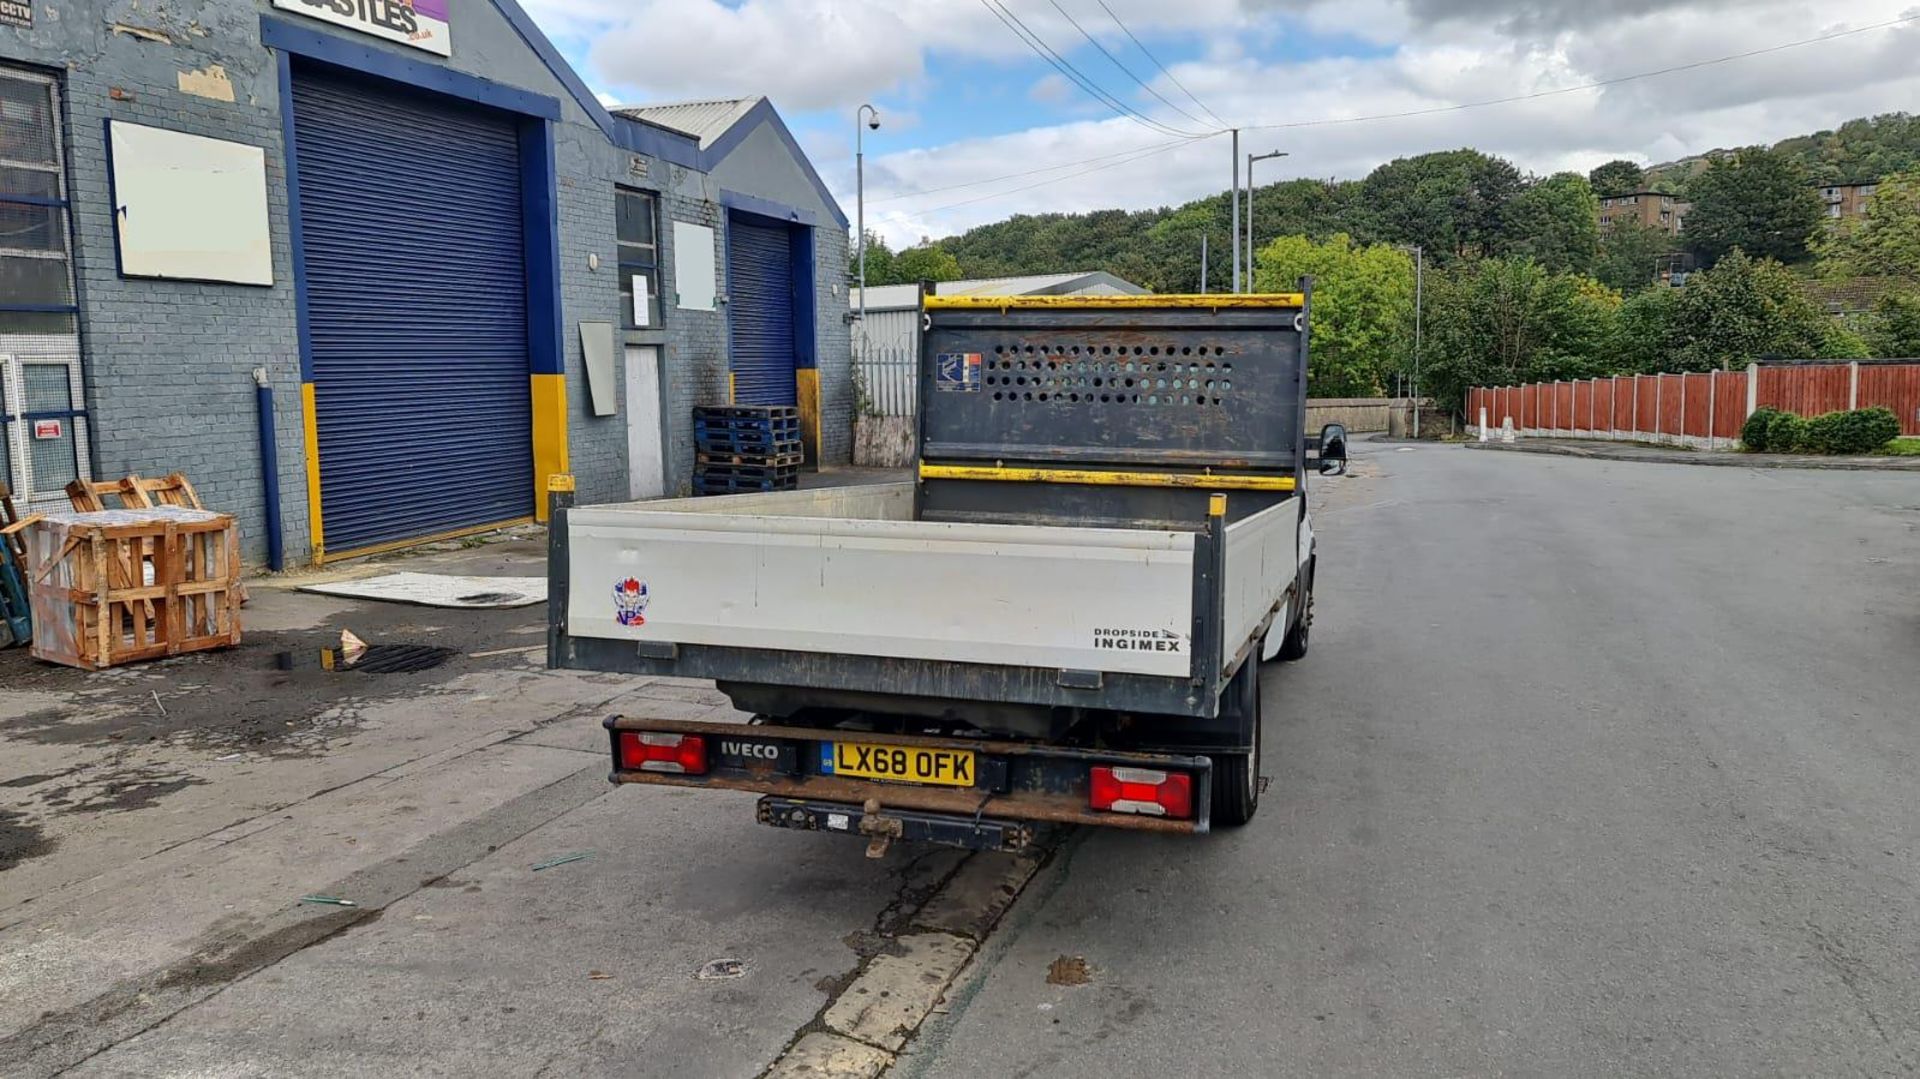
(726, 218), (795, 405)
(289, 65), (532, 556)
(0, 66), (90, 509)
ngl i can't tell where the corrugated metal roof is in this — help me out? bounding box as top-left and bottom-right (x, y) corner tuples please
(614, 98), (761, 148)
(932, 271), (1149, 297)
(850, 284), (922, 312)
(851, 272), (1149, 310)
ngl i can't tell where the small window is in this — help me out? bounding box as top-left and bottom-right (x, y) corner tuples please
(616, 187), (660, 328)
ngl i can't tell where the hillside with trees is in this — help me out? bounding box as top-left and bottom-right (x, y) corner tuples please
(852, 112), (1920, 405)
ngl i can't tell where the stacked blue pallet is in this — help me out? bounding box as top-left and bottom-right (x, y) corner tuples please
(693, 406), (802, 494)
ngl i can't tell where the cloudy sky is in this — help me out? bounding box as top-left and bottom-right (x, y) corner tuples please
(521, 0), (1920, 247)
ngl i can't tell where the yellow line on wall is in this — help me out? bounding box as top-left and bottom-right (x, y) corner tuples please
(530, 373), (569, 522)
(300, 381), (324, 563)
(918, 463), (1296, 491)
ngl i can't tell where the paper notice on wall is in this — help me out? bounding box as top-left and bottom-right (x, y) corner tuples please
(631, 275), (650, 326)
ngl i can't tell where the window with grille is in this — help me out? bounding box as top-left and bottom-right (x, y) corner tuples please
(616, 187), (660, 329)
(0, 67), (76, 336)
(0, 66), (88, 507)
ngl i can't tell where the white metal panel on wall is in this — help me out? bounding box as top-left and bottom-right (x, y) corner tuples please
(566, 507), (1196, 677)
(672, 222), (715, 310)
(107, 121), (273, 286)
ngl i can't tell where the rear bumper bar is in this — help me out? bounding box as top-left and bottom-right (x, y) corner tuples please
(604, 716), (1211, 843)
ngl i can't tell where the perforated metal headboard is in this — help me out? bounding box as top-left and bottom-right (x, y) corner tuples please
(914, 294), (1310, 527)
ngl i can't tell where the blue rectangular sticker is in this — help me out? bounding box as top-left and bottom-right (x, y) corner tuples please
(935, 352), (982, 392)
(819, 743), (836, 774)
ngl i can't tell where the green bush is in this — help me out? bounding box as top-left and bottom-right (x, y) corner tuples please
(1741, 407), (1782, 451)
(1800, 407), (1903, 454)
(1854, 406), (1903, 452)
(1765, 411), (1807, 453)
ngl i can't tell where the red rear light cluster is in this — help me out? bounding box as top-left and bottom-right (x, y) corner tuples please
(1089, 765), (1193, 819)
(618, 732), (708, 775)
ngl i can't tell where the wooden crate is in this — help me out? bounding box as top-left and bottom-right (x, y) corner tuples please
(26, 506), (241, 670)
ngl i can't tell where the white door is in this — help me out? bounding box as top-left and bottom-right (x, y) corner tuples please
(625, 346), (665, 500)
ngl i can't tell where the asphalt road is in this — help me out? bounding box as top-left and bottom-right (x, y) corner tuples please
(14, 444), (1919, 1076)
(904, 444), (1920, 1077)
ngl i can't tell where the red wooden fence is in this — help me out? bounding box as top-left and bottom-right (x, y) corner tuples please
(1468, 362), (1920, 445)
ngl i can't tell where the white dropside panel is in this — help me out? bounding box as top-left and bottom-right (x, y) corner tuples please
(567, 509), (1197, 677)
(1223, 500), (1301, 661)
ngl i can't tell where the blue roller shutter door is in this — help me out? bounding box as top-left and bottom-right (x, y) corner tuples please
(289, 66), (533, 554)
(727, 219), (796, 405)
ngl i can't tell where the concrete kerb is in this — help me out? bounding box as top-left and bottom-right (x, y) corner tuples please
(1463, 439), (1920, 471)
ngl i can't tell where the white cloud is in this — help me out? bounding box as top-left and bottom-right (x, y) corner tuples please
(1029, 73), (1075, 105)
(516, 0), (1920, 249)
(833, 1), (1920, 245)
(526, 0), (1251, 112)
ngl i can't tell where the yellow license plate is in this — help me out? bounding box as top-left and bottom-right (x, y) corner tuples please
(823, 741), (976, 787)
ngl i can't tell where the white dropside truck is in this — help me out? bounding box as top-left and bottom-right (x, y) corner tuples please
(547, 292), (1345, 853)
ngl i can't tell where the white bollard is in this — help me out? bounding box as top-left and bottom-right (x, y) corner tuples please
(1479, 407), (1489, 442)
(1501, 417), (1515, 443)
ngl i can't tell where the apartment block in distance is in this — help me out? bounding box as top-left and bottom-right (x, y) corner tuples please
(1597, 191), (1690, 235)
(1817, 181), (1879, 219)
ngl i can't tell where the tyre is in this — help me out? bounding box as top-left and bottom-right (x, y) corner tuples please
(1209, 658), (1263, 827)
(1277, 561), (1314, 661)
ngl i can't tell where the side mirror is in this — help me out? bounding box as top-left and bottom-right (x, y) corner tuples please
(1317, 423), (1349, 476)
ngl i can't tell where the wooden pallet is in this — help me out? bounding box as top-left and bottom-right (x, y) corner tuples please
(695, 448), (804, 468)
(695, 404), (799, 421)
(693, 474), (799, 495)
(65, 472), (204, 512)
(25, 506), (241, 670)
(695, 427), (802, 448)
(697, 461), (800, 480)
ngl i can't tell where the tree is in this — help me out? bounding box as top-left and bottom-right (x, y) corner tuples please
(1611, 285), (1678, 373)
(1682, 147), (1823, 265)
(1865, 290), (1920, 357)
(1589, 159), (1646, 196)
(1359, 149), (1524, 261)
(1501, 173), (1599, 273)
(849, 230), (899, 286)
(1252, 233), (1414, 396)
(891, 243), (962, 284)
(1661, 250), (1863, 369)
(1814, 168), (1920, 279)
(1594, 218), (1676, 295)
(1420, 257), (1620, 407)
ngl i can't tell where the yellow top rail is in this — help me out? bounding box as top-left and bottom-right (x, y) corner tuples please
(922, 293), (1306, 311)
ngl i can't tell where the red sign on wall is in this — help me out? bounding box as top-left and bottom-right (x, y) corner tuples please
(32, 418), (63, 440)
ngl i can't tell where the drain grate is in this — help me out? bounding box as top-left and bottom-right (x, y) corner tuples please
(352, 644), (457, 674)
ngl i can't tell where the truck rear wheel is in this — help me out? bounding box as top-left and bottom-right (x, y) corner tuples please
(1209, 658), (1263, 827)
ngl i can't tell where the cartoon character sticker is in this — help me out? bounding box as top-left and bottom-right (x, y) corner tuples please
(613, 577), (650, 626)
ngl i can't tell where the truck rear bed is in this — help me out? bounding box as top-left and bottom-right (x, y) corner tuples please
(555, 481), (1299, 720)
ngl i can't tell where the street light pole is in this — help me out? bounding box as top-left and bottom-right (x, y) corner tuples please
(855, 104), (880, 358)
(1230, 128), (1240, 293)
(1412, 244), (1423, 438)
(1246, 150), (1287, 293)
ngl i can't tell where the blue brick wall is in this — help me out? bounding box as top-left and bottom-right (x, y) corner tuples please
(2, 0), (844, 561)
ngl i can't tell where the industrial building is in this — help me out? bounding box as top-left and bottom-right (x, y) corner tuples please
(0, 0), (847, 565)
